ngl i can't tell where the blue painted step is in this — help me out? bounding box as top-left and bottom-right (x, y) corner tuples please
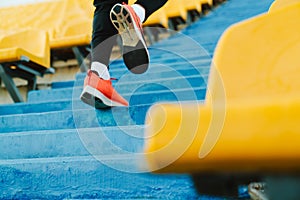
(52, 64), (210, 90)
(1, 87), (206, 115)
(0, 156), (200, 199)
(0, 105), (144, 133)
(1, 83), (206, 132)
(74, 59), (211, 82)
(0, 126), (146, 159)
(0, 100), (73, 115)
(0, 96), (202, 133)
(51, 80), (75, 89)
(28, 75), (208, 103)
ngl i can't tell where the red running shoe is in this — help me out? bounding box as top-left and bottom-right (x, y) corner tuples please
(110, 3), (149, 74)
(80, 70), (128, 109)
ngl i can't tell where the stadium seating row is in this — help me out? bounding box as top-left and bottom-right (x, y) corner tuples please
(0, 0), (218, 46)
(145, 0), (300, 179)
(0, 0), (93, 102)
(0, 0), (223, 103)
(138, 0), (214, 29)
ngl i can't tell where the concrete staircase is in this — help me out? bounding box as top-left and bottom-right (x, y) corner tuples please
(0, 0), (273, 198)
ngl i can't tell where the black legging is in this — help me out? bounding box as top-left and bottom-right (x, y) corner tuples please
(91, 0), (168, 66)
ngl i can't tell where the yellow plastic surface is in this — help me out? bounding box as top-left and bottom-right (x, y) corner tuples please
(184, 0), (213, 13)
(144, 4), (300, 173)
(184, 0), (202, 13)
(0, 29), (50, 68)
(201, 0), (213, 7)
(143, 0), (212, 27)
(143, 0), (191, 27)
(140, 0), (169, 28)
(51, 19), (92, 49)
(144, 8), (169, 28)
(0, 0), (93, 49)
(0, 1), (67, 33)
(50, 0), (92, 48)
(163, 0), (187, 20)
(77, 0), (95, 18)
(269, 0), (300, 12)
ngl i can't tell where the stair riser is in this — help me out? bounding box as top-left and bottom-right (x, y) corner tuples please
(28, 76), (207, 103)
(75, 60), (210, 81)
(2, 88), (206, 115)
(0, 127), (145, 159)
(0, 105), (150, 133)
(0, 158), (196, 199)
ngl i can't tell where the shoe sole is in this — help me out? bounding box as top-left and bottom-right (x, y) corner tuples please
(110, 3), (149, 74)
(80, 85), (126, 109)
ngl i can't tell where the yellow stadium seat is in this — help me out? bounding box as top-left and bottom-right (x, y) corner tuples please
(142, 0), (213, 29)
(144, 3), (300, 174)
(159, 0), (187, 30)
(200, 0), (213, 14)
(183, 0), (213, 24)
(0, 29), (52, 102)
(51, 0), (90, 45)
(0, 0), (65, 33)
(0, 0), (94, 102)
(202, 0), (213, 7)
(143, 0), (186, 29)
(76, 0), (95, 19)
(51, 19), (92, 48)
(164, 0), (187, 20)
(49, 0), (92, 71)
(269, 0), (300, 12)
(144, 8), (169, 28)
(0, 0), (87, 44)
(0, 29), (50, 69)
(184, 0), (202, 14)
(128, 0), (169, 28)
(23, 0), (90, 70)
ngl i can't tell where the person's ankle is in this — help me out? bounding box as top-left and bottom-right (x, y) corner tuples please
(91, 62), (110, 80)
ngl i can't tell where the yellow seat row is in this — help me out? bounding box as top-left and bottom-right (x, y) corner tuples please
(144, 1), (300, 174)
(0, 0), (93, 72)
(0, 1), (65, 33)
(129, 0), (214, 28)
(0, 0), (219, 50)
(0, 0), (219, 51)
(0, 0), (92, 50)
